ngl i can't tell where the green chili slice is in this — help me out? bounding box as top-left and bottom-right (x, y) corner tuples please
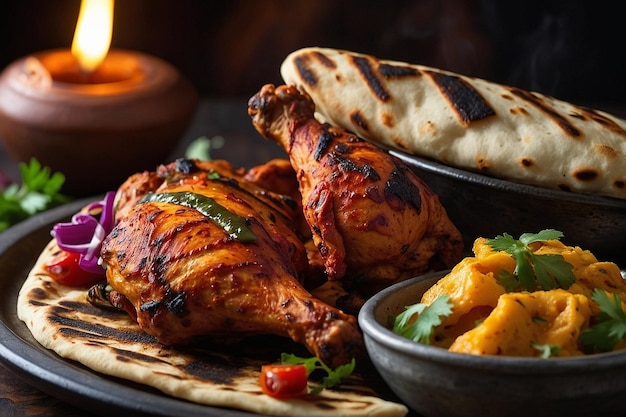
(139, 191), (256, 242)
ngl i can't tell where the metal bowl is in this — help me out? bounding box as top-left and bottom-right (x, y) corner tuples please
(390, 150), (626, 267)
(358, 271), (626, 417)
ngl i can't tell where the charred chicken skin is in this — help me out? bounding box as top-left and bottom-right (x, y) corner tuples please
(101, 158), (363, 367)
(248, 84), (463, 296)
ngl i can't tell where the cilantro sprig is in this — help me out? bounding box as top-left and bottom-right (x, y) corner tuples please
(393, 294), (453, 344)
(0, 158), (70, 232)
(280, 353), (356, 394)
(531, 342), (561, 358)
(579, 289), (626, 353)
(486, 229), (576, 292)
(184, 135), (225, 161)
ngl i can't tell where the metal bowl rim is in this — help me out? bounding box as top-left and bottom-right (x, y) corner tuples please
(390, 149), (626, 208)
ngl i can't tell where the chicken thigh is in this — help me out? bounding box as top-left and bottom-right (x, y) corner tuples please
(248, 84), (463, 296)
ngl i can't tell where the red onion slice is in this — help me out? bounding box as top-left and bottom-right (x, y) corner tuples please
(51, 191), (116, 274)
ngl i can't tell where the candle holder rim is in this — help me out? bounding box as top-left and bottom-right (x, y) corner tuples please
(0, 48), (185, 98)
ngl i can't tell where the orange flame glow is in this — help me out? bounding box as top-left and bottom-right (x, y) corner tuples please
(71, 0), (114, 73)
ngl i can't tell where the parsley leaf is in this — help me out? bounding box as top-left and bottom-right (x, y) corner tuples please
(579, 289), (626, 353)
(393, 294), (453, 344)
(280, 353), (356, 395)
(0, 158), (70, 232)
(531, 342), (561, 358)
(185, 135), (225, 161)
(486, 229), (575, 292)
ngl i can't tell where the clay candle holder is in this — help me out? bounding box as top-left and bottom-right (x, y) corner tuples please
(0, 48), (197, 196)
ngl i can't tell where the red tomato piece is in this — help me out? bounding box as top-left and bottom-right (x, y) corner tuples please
(260, 364), (308, 398)
(43, 250), (103, 287)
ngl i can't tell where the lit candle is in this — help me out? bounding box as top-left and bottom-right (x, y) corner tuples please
(0, 0), (197, 196)
(72, 0), (114, 74)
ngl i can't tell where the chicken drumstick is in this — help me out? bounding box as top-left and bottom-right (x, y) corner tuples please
(101, 158), (363, 367)
(249, 84), (463, 296)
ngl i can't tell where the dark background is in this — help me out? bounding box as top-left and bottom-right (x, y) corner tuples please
(1, 0), (625, 106)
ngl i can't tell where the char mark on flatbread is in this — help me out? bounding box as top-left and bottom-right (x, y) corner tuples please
(350, 55), (390, 102)
(378, 63), (420, 79)
(294, 55), (320, 87)
(509, 88), (581, 137)
(579, 107), (626, 136)
(350, 110), (370, 132)
(424, 70), (496, 126)
(294, 51), (338, 88)
(312, 50), (337, 69)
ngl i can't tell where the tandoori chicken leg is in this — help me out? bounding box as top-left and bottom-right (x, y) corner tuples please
(249, 84), (463, 296)
(101, 158), (363, 367)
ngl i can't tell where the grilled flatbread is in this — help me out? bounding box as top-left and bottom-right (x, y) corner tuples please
(280, 47), (626, 199)
(18, 239), (408, 417)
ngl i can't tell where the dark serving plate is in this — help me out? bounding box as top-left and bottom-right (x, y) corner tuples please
(0, 199), (260, 417)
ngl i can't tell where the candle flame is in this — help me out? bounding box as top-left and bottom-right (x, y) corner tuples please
(71, 0), (114, 73)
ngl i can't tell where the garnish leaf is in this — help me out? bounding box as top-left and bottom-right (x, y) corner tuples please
(0, 158), (70, 232)
(580, 289), (626, 353)
(486, 229), (575, 292)
(185, 135), (225, 161)
(393, 294), (453, 344)
(519, 229), (564, 245)
(496, 270), (519, 293)
(531, 342), (560, 358)
(280, 353), (356, 395)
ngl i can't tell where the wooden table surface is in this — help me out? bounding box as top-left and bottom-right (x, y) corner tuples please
(0, 98), (286, 417)
(0, 362), (86, 416)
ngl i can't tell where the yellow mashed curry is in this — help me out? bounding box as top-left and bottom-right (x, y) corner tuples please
(410, 236), (626, 357)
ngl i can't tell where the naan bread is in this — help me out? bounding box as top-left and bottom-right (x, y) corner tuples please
(18, 239), (408, 417)
(280, 47), (626, 200)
